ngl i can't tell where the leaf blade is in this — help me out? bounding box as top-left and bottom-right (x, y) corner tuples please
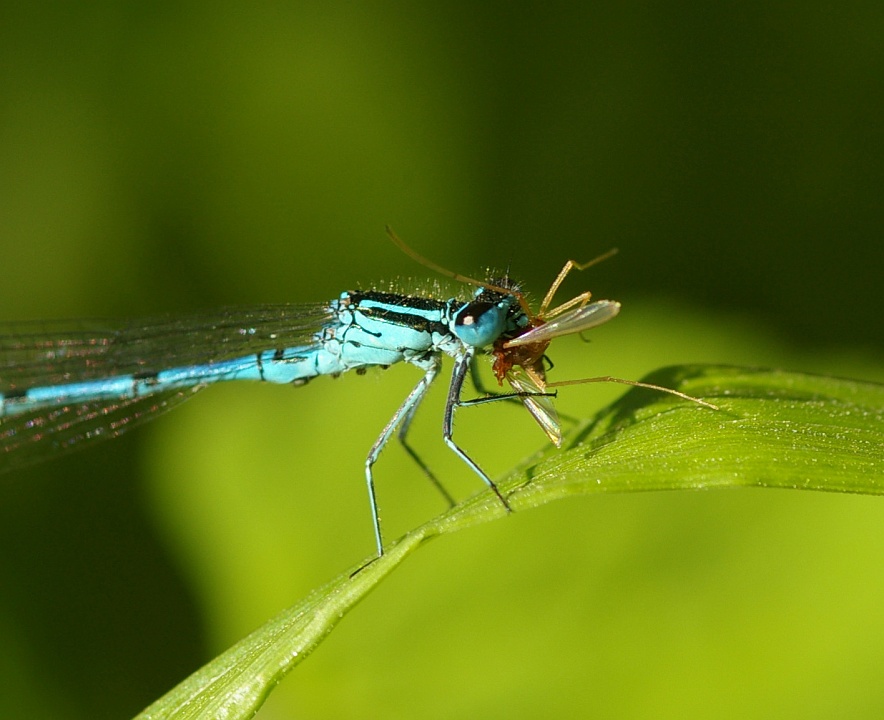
(135, 365), (883, 720)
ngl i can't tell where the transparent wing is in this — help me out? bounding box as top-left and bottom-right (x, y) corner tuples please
(0, 303), (334, 472)
(0, 387), (203, 473)
(506, 368), (562, 447)
(0, 303), (333, 392)
(504, 300), (621, 348)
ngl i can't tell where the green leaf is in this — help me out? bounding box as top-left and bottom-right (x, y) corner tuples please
(136, 365), (883, 719)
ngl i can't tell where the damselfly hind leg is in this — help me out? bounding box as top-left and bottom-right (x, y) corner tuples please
(365, 357), (441, 557)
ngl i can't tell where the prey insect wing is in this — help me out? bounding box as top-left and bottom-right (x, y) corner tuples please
(503, 300), (621, 348)
(504, 367), (562, 447)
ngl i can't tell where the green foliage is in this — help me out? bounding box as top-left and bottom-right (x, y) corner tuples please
(137, 366), (883, 719)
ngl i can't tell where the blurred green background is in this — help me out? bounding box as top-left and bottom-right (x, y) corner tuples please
(1, 3), (882, 719)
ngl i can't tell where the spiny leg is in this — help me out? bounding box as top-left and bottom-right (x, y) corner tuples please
(542, 289), (594, 319)
(546, 375), (719, 410)
(442, 349), (512, 512)
(365, 357), (441, 557)
(468, 356), (545, 407)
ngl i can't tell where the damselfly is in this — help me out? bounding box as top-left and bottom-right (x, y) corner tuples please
(0, 229), (715, 556)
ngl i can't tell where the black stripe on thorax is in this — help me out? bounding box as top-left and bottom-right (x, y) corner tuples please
(348, 290), (447, 312)
(347, 291), (451, 336)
